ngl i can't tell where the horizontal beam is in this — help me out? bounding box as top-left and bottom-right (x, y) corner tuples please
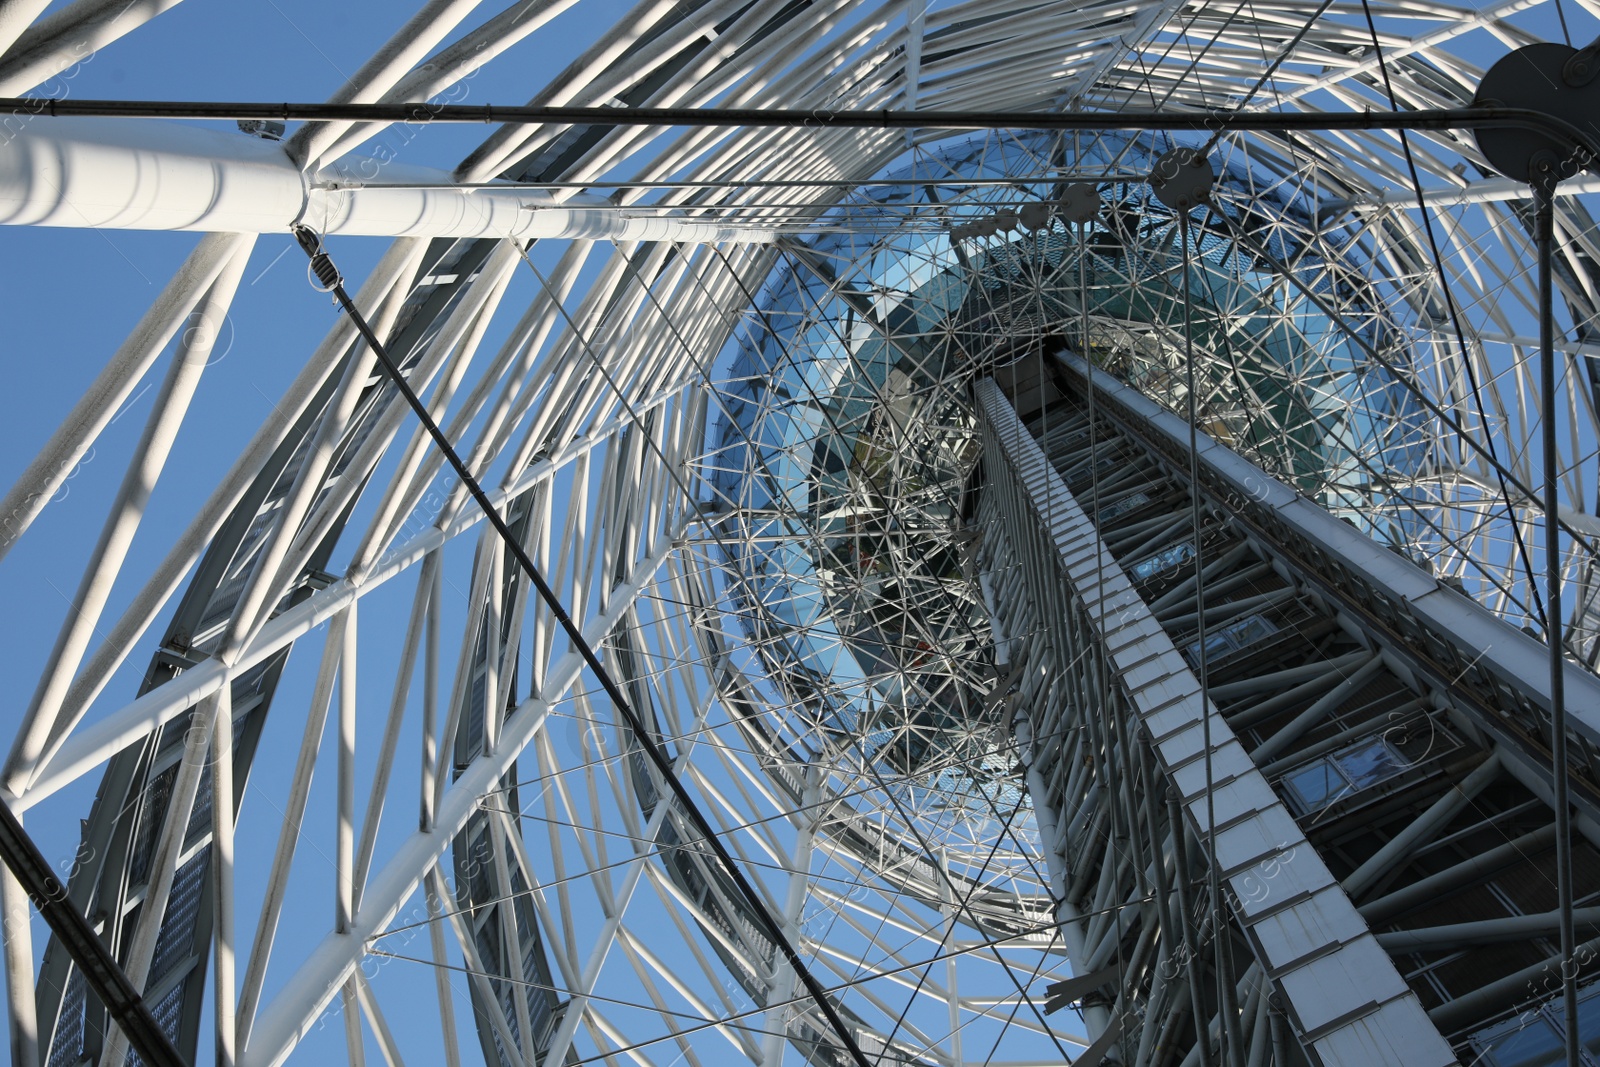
(0, 117), (771, 240)
(1, 100), (1596, 160)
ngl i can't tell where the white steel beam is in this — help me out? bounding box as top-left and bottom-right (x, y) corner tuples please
(3, 234), (254, 794)
(285, 0), (486, 170)
(0, 117), (775, 242)
(236, 534), (681, 1067)
(0, 232), (247, 568)
(0, 0), (187, 96)
(0, 0), (53, 58)
(20, 379), (679, 809)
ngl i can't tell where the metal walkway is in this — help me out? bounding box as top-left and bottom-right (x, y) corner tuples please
(973, 350), (1600, 1066)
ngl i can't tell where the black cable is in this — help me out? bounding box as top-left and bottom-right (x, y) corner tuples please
(5, 97), (1600, 160)
(1534, 178), (1581, 1067)
(1181, 208), (1232, 1067)
(0, 800), (186, 1067)
(290, 226), (875, 1067)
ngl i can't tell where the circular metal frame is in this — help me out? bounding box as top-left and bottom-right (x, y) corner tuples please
(2, 1), (1599, 1065)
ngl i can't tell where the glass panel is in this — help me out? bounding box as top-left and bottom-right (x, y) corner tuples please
(1578, 982), (1600, 1060)
(1096, 491), (1149, 524)
(1224, 613), (1278, 649)
(1334, 738), (1407, 789)
(1130, 540), (1195, 582)
(1470, 1014), (1564, 1067)
(1282, 760), (1348, 813)
(1186, 613), (1277, 666)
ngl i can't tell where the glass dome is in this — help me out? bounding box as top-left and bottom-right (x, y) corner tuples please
(710, 128), (1437, 830)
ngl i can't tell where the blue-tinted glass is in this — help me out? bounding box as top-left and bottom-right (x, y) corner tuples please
(1130, 540), (1194, 582)
(1334, 739), (1406, 789)
(1472, 1015), (1564, 1067)
(1225, 614), (1277, 649)
(1096, 492), (1149, 524)
(1282, 760), (1347, 813)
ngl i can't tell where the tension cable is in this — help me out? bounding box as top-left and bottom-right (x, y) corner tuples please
(291, 226), (874, 1067)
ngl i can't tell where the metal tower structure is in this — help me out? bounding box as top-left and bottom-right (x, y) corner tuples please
(1, 1), (1599, 1066)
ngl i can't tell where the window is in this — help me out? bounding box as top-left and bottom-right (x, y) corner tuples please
(1096, 491), (1149, 524)
(1470, 981), (1600, 1065)
(1185, 613), (1277, 665)
(1334, 738), (1407, 789)
(1130, 540), (1195, 582)
(1279, 737), (1408, 815)
(1281, 761), (1341, 813)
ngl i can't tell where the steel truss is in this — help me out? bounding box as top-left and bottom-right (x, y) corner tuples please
(3, 0), (1600, 1066)
(977, 353), (1600, 1064)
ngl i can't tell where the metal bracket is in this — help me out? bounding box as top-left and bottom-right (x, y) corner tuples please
(1148, 147), (1213, 211)
(1058, 182), (1100, 224)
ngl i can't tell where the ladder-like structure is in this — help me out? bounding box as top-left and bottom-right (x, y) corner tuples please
(976, 351), (1600, 1066)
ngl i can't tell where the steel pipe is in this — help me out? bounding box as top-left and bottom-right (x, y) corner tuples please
(0, 117), (774, 241)
(1376, 906), (1600, 952)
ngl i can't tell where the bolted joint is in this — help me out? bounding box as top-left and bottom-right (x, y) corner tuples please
(1058, 182), (1101, 225)
(1564, 37), (1600, 87)
(1530, 149), (1567, 198)
(1148, 147), (1213, 211)
(1474, 42), (1593, 184)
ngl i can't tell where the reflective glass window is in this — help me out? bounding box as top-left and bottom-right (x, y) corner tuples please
(1334, 738), (1407, 789)
(1130, 540), (1195, 582)
(1282, 760), (1346, 813)
(1096, 491), (1149, 524)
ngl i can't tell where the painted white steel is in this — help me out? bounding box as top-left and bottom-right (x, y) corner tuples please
(236, 535), (679, 1067)
(0, 231), (246, 569)
(18, 394), (665, 809)
(0, 117), (774, 241)
(3, 235), (254, 794)
(977, 379), (1458, 1067)
(0, 0), (188, 97)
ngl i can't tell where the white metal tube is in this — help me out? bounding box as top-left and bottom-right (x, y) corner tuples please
(351, 972), (407, 1067)
(351, 563), (431, 908)
(313, 0), (587, 167)
(339, 981), (367, 1067)
(541, 793), (677, 1066)
(4, 234), (254, 793)
(422, 865), (463, 1067)
(98, 687), (222, 1067)
(285, 0), (485, 170)
(761, 769), (820, 1066)
(487, 815), (535, 1058)
(0, 117), (774, 242)
(237, 536), (678, 1067)
(234, 608), (349, 1049)
(426, 865), (528, 1065)
(20, 376), (673, 808)
(212, 684), (238, 1067)
(35, 238), (425, 775)
(216, 299), (386, 665)
(336, 602), (358, 934)
(0, 231), (244, 568)
(0, 0), (186, 97)
(0, 0), (53, 59)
